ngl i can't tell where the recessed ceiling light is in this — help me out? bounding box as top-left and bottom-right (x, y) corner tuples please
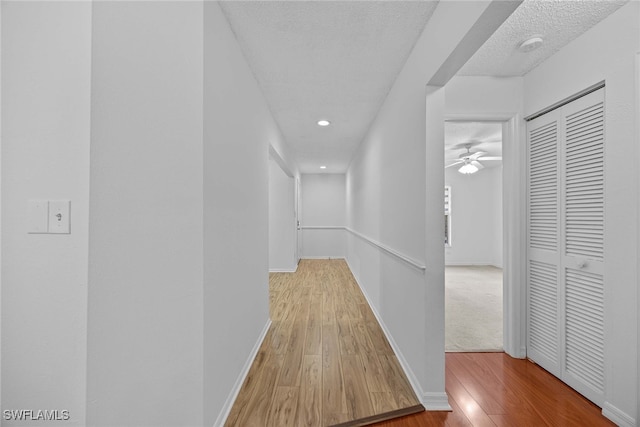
(320, 166), (327, 169)
(518, 36), (544, 53)
(317, 120), (330, 127)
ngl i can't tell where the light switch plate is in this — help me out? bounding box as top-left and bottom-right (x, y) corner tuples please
(48, 200), (71, 234)
(28, 200), (49, 233)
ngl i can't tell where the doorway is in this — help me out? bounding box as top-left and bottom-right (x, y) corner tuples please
(268, 147), (297, 273)
(444, 120), (504, 352)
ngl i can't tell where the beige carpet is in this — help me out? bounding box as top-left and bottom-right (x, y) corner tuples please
(445, 265), (503, 352)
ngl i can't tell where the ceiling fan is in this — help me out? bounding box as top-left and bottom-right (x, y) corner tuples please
(445, 144), (502, 174)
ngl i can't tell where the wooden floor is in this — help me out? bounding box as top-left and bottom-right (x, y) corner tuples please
(225, 259), (422, 427)
(374, 352), (615, 427)
(225, 259), (614, 427)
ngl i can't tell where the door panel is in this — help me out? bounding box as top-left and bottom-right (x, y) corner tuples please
(561, 89), (605, 405)
(528, 259), (560, 371)
(527, 110), (562, 377)
(527, 88), (605, 406)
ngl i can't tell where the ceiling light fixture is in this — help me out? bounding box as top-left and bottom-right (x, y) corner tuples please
(518, 36), (544, 53)
(317, 120), (330, 127)
(320, 165), (327, 169)
(459, 162), (479, 175)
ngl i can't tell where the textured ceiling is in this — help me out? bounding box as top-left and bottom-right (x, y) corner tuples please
(458, 0), (628, 77)
(220, 1), (438, 173)
(220, 0), (627, 174)
(445, 121), (502, 169)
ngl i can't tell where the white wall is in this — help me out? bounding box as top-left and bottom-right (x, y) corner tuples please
(0, 0), (3, 411)
(88, 3), (204, 426)
(2, 3), (91, 425)
(445, 76), (524, 116)
(203, 3), (278, 425)
(269, 159), (297, 271)
(301, 174), (346, 258)
(445, 166), (502, 267)
(523, 2), (639, 424)
(491, 166), (503, 268)
(345, 1), (516, 408)
(2, 3), (285, 425)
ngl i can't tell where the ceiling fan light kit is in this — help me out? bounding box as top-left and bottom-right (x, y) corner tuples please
(446, 143), (500, 174)
(459, 163), (479, 174)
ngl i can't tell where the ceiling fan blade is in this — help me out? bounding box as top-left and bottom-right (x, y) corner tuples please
(477, 156), (502, 161)
(445, 160), (464, 168)
(468, 151), (487, 160)
(471, 160), (484, 170)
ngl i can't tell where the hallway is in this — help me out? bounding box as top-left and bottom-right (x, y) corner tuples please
(225, 259), (423, 426)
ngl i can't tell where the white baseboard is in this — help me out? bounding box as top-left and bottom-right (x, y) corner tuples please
(602, 402), (636, 427)
(516, 345), (527, 359)
(213, 318), (272, 427)
(269, 265), (298, 273)
(445, 262), (502, 268)
(301, 256), (346, 260)
(422, 392), (453, 411)
(345, 258), (451, 412)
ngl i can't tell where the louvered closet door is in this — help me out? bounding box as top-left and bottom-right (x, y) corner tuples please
(560, 89), (605, 405)
(527, 88), (605, 407)
(527, 109), (562, 378)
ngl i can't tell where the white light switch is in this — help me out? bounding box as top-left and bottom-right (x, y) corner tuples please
(48, 200), (71, 234)
(28, 200), (49, 233)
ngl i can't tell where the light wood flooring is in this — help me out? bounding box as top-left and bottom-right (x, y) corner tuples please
(374, 352), (615, 427)
(225, 259), (422, 427)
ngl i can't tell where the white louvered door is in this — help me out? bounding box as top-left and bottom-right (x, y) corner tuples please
(560, 90), (605, 405)
(527, 109), (562, 378)
(527, 88), (605, 406)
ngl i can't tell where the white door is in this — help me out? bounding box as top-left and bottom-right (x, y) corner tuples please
(527, 88), (605, 406)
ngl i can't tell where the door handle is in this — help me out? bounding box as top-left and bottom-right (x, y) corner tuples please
(576, 259), (588, 269)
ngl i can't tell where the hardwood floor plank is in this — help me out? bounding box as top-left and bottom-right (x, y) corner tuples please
(225, 351), (284, 427)
(304, 299), (322, 355)
(335, 298), (351, 322)
(266, 386), (299, 427)
(231, 262), (617, 427)
(489, 413), (550, 427)
(224, 351), (268, 427)
(350, 317), (375, 354)
(332, 405), (425, 427)
(360, 350), (391, 393)
(469, 353), (615, 427)
(229, 260), (425, 427)
(448, 353), (542, 422)
(377, 355), (421, 409)
(342, 354), (375, 419)
(323, 322), (348, 424)
(374, 353), (615, 427)
(360, 307), (394, 355)
(446, 352), (506, 415)
(323, 291), (337, 325)
(262, 321), (292, 355)
(445, 365), (497, 427)
(374, 409), (449, 427)
(370, 392), (398, 414)
(338, 318), (359, 355)
(297, 355), (322, 427)
(279, 301), (309, 386)
(443, 392), (474, 427)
